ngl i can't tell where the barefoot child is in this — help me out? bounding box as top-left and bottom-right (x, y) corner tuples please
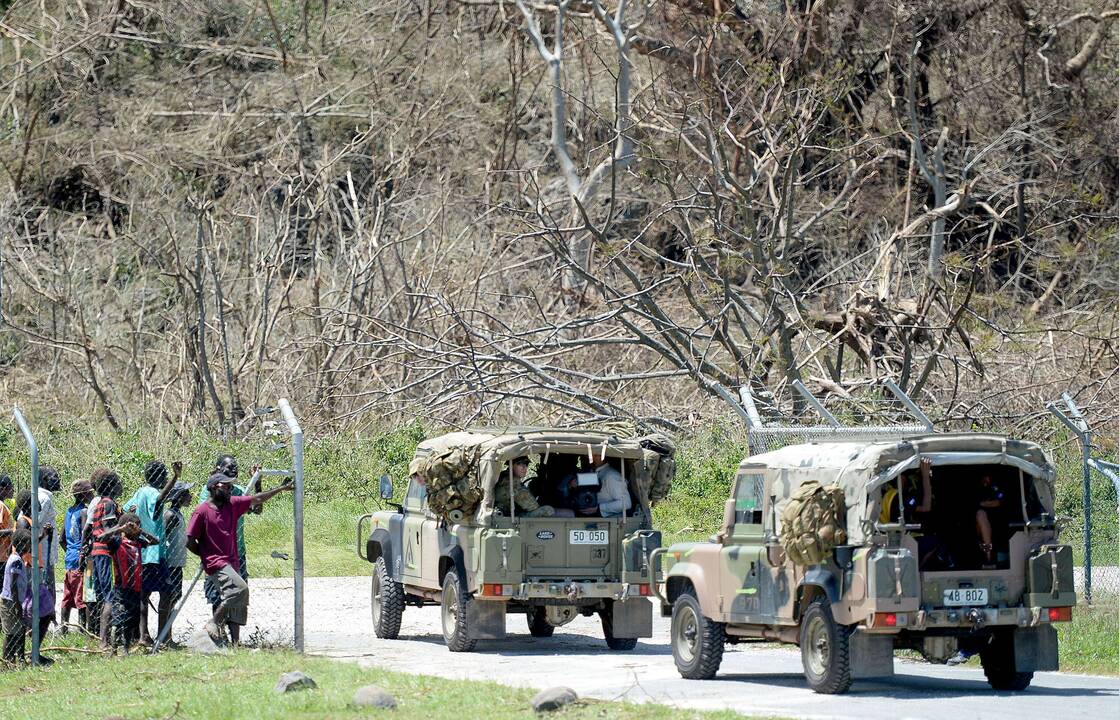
(154, 481), (191, 645)
(83, 471), (123, 648)
(102, 513), (158, 654)
(1, 530), (32, 665)
(59, 481), (94, 633)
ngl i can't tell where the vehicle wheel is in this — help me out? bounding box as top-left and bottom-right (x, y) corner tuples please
(371, 557), (404, 639)
(799, 599), (853, 694)
(980, 632), (1033, 691)
(527, 607), (555, 638)
(671, 590), (725, 679)
(440, 571), (477, 652)
(600, 606), (638, 651)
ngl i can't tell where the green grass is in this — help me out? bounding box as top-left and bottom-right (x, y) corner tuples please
(0, 647), (744, 720)
(1056, 602), (1119, 675)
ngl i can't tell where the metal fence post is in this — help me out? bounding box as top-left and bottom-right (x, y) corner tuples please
(883, 378), (934, 431)
(12, 407), (41, 665)
(791, 380), (840, 427)
(1048, 396), (1093, 605)
(279, 399), (304, 653)
(1062, 394), (1093, 606)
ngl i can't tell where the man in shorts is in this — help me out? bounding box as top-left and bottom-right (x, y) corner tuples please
(186, 473), (291, 645)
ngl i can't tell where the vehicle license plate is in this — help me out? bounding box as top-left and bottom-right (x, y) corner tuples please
(943, 588), (988, 606)
(570, 529), (609, 545)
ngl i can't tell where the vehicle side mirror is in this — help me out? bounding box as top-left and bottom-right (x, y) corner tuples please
(379, 474), (393, 500)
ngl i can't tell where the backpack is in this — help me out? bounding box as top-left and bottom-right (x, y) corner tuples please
(779, 480), (848, 566)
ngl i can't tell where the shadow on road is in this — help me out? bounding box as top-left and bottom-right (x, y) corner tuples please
(393, 630), (669, 657)
(711, 671), (1119, 700)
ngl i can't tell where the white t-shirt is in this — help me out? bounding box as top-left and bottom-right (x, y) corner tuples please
(595, 464), (632, 517)
(38, 487), (58, 569)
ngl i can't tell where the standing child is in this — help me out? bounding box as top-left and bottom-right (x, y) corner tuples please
(82, 470), (122, 648)
(156, 481), (192, 646)
(13, 491), (53, 644)
(102, 513), (158, 654)
(124, 461), (178, 645)
(1, 530), (31, 665)
(59, 481), (94, 633)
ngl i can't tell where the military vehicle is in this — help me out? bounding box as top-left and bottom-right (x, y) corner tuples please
(358, 428), (673, 651)
(653, 433), (1075, 694)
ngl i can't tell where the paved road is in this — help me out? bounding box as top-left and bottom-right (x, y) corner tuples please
(262, 577), (1119, 720)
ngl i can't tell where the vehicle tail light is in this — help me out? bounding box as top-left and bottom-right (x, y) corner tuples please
(1047, 607), (1072, 622)
(873, 612), (899, 627)
(638, 584), (651, 596)
(481, 583), (506, 596)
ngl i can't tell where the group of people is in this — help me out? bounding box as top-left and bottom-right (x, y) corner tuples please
(0, 454), (292, 666)
(492, 450), (633, 519)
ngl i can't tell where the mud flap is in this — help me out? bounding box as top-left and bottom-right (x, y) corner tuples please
(610, 598), (653, 638)
(1013, 626), (1058, 672)
(850, 631), (895, 679)
(466, 599), (507, 639)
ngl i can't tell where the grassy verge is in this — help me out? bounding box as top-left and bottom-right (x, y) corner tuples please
(1056, 602), (1119, 675)
(0, 646), (743, 720)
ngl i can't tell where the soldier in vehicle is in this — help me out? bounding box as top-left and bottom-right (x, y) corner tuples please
(975, 471), (1006, 568)
(494, 456), (554, 517)
(555, 451), (632, 518)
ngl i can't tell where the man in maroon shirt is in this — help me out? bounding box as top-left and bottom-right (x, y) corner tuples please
(186, 473), (292, 645)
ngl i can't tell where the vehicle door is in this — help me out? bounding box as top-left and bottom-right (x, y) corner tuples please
(762, 470), (796, 622)
(401, 478), (429, 586)
(721, 468), (779, 624)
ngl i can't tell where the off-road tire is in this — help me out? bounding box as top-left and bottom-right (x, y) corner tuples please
(980, 632), (1034, 691)
(599, 606), (639, 651)
(440, 571), (477, 652)
(671, 590), (725, 679)
(799, 599), (853, 694)
(370, 557), (404, 639)
(527, 607), (555, 638)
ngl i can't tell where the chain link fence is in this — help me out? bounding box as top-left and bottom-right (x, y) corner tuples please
(1048, 393), (1119, 605)
(158, 401), (305, 650)
(7, 401), (305, 663)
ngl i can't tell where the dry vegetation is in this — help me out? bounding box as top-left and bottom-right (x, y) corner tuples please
(0, 0), (1117, 437)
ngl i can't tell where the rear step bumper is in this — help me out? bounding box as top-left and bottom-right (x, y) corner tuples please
(863, 605), (1072, 632)
(495, 580), (648, 602)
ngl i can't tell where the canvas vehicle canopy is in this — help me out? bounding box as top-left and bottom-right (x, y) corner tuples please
(742, 433), (1055, 547)
(411, 428), (675, 524)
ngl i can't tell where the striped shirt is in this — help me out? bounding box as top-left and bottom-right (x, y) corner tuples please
(90, 497), (119, 558)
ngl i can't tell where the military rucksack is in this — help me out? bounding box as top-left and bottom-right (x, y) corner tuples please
(779, 480), (848, 566)
(638, 433), (676, 505)
(417, 445), (484, 519)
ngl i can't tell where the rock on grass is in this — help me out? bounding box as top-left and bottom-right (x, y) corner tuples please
(531, 687), (578, 712)
(353, 685), (398, 709)
(274, 671), (317, 693)
(186, 628), (228, 655)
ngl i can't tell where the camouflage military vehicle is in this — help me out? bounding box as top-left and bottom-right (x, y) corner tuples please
(358, 428), (673, 652)
(654, 433), (1075, 694)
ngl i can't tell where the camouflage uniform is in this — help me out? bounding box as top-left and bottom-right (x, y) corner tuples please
(494, 478), (554, 517)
